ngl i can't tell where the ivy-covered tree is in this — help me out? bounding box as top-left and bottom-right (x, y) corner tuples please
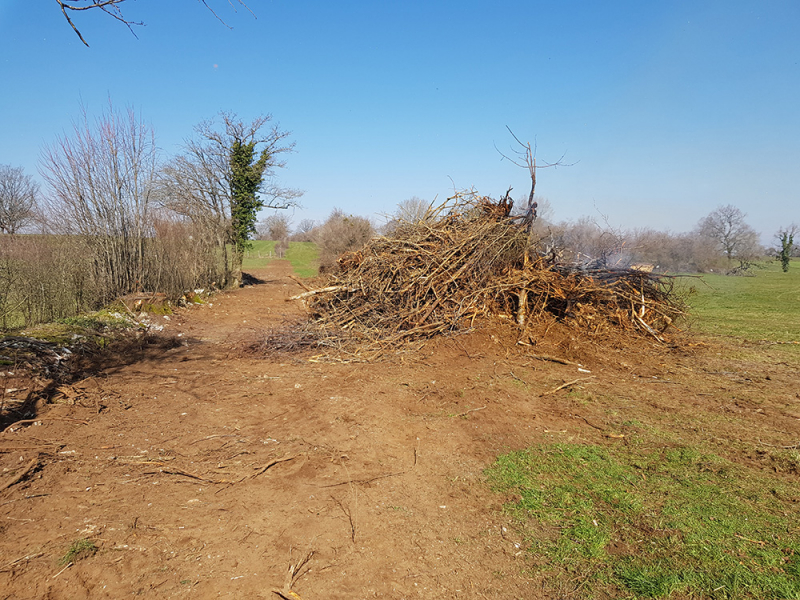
(776, 225), (798, 272)
(159, 112), (301, 286)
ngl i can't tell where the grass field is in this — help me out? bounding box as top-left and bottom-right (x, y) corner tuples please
(680, 259), (800, 342)
(241, 241), (319, 277)
(487, 258), (800, 599)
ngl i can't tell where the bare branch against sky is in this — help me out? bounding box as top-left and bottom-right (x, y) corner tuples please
(55, 0), (254, 46)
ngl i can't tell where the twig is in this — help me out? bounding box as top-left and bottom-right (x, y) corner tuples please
(52, 562), (73, 579)
(575, 415), (605, 431)
(3, 416), (89, 434)
(540, 376), (596, 397)
(735, 534), (766, 546)
(285, 549), (314, 588)
(144, 468), (225, 484)
(288, 286), (350, 301)
(272, 589), (305, 600)
(454, 406), (486, 418)
(509, 371), (528, 385)
(317, 471), (405, 488)
(0, 457), (40, 493)
(0, 551), (44, 572)
(0, 493), (50, 507)
(189, 434), (240, 445)
(331, 495), (357, 543)
(527, 353), (583, 367)
(758, 439), (799, 450)
(248, 455), (297, 480)
(287, 275), (312, 292)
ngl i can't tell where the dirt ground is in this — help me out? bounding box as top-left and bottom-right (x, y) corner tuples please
(1, 261), (798, 599)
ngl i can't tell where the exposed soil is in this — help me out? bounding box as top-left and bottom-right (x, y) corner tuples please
(1, 261), (798, 599)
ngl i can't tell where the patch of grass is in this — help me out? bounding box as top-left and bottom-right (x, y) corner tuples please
(241, 241), (318, 277)
(20, 309), (136, 345)
(241, 240), (278, 268)
(679, 261), (800, 343)
(285, 242), (319, 278)
(60, 538), (97, 565)
(486, 443), (800, 599)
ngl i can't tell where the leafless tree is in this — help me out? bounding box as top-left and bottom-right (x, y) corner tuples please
(40, 103), (157, 302)
(0, 165), (39, 234)
(696, 205), (761, 262)
(496, 128), (569, 231)
(292, 218), (317, 241)
(395, 196), (433, 223)
(258, 212), (292, 241)
(158, 112), (300, 286)
(56, 0), (254, 47)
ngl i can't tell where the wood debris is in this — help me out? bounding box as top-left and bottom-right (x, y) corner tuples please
(277, 193), (686, 357)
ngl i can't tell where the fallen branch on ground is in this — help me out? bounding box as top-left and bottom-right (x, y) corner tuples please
(0, 552), (44, 572)
(540, 376), (596, 397)
(3, 416), (89, 434)
(454, 406), (486, 418)
(0, 457), (41, 493)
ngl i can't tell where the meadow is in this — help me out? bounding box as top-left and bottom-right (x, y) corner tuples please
(682, 259), (800, 342)
(487, 258), (800, 599)
(242, 240), (319, 278)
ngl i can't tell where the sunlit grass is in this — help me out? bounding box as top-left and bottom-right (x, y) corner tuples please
(241, 240), (277, 268)
(284, 242), (319, 278)
(241, 240), (318, 278)
(487, 444), (800, 599)
(679, 260), (800, 343)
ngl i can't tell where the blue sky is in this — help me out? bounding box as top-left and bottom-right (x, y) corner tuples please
(1, 1), (798, 241)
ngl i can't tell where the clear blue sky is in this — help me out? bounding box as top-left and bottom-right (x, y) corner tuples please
(1, 1), (798, 241)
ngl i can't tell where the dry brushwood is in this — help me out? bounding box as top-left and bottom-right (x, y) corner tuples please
(286, 192), (686, 353)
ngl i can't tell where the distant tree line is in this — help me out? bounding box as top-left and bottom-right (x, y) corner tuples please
(253, 195), (794, 280)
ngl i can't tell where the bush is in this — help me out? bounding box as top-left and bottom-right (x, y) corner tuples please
(314, 208), (374, 273)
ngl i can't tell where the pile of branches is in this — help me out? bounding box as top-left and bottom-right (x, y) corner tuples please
(289, 193), (685, 351)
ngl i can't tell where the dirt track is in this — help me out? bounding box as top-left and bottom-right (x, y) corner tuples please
(1, 261), (798, 599)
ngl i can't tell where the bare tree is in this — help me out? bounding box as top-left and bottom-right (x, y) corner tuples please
(696, 205), (761, 263)
(40, 103), (157, 301)
(395, 197), (433, 223)
(0, 165), (39, 234)
(292, 219), (317, 241)
(496, 128), (568, 231)
(56, 0), (254, 47)
(258, 213), (292, 241)
(158, 112), (300, 286)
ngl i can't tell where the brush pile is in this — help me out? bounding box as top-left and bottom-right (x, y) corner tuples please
(289, 194), (685, 351)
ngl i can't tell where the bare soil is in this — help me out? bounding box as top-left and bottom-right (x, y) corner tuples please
(1, 261), (798, 599)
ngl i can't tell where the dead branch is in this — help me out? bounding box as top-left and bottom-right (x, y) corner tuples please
(248, 455), (297, 480)
(318, 470), (406, 489)
(0, 457), (41, 493)
(526, 353), (583, 367)
(454, 406), (486, 418)
(288, 286), (351, 301)
(540, 376), (596, 397)
(0, 552), (44, 572)
(3, 416), (89, 434)
(144, 468), (226, 484)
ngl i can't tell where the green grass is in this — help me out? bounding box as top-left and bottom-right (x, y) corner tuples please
(486, 444), (800, 599)
(241, 240), (278, 268)
(284, 242), (319, 278)
(241, 240), (319, 277)
(678, 260), (800, 342)
(60, 538), (97, 565)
